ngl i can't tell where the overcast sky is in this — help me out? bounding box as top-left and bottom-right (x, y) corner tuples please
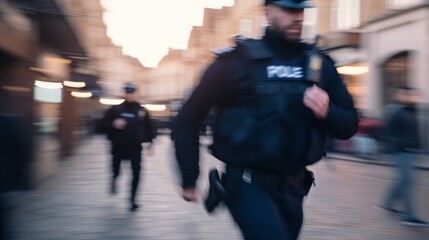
(101, 0), (235, 68)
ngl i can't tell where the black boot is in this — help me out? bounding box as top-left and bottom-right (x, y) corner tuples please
(130, 203), (139, 211)
(130, 182), (139, 211)
(130, 197), (139, 211)
(110, 178), (117, 195)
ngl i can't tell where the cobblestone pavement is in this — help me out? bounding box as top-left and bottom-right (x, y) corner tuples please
(8, 135), (429, 240)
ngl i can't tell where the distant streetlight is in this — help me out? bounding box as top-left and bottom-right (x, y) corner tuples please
(71, 91), (92, 98)
(34, 80), (63, 89)
(337, 66), (369, 75)
(142, 104), (167, 111)
(63, 80), (86, 88)
(99, 98), (124, 105)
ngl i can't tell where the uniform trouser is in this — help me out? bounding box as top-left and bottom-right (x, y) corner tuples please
(383, 151), (415, 217)
(111, 145), (142, 203)
(222, 171), (306, 240)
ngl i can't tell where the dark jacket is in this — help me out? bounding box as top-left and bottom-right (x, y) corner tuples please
(100, 101), (155, 148)
(0, 114), (30, 192)
(172, 28), (358, 188)
(388, 105), (420, 151)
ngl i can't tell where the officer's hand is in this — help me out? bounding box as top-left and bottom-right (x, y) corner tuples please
(303, 85), (330, 119)
(182, 187), (198, 202)
(113, 118), (127, 129)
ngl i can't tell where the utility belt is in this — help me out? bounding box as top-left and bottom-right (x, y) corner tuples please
(225, 165), (312, 190)
(203, 165), (316, 214)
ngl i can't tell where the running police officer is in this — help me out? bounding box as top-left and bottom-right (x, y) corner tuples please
(101, 82), (155, 211)
(171, 1), (358, 239)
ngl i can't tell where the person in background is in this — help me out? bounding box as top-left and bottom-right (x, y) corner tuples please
(380, 86), (429, 227)
(100, 82), (155, 211)
(171, 0), (358, 239)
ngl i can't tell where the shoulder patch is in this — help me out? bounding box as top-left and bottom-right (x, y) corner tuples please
(213, 47), (236, 57)
(138, 109), (146, 118)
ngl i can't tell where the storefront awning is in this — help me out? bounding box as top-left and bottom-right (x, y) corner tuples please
(16, 0), (86, 56)
(327, 48), (367, 66)
(321, 31), (361, 51)
(69, 72), (103, 97)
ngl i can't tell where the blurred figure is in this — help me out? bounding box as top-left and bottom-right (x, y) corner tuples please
(100, 83), (155, 211)
(354, 115), (384, 159)
(380, 86), (429, 227)
(0, 113), (30, 239)
(171, 1), (358, 239)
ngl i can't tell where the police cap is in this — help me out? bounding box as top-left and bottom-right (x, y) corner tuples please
(265, 0), (313, 9)
(123, 82), (137, 93)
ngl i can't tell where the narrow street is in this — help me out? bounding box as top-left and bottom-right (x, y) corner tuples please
(9, 135), (429, 240)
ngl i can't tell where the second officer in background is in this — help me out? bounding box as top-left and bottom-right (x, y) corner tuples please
(101, 82), (155, 211)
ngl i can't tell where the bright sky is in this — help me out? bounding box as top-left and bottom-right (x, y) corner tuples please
(100, 0), (235, 68)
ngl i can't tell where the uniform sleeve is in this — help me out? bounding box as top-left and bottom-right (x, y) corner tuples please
(321, 58), (359, 140)
(143, 107), (156, 143)
(98, 106), (118, 135)
(171, 59), (231, 188)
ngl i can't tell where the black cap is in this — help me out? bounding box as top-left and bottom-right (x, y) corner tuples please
(265, 0), (313, 9)
(123, 82), (137, 93)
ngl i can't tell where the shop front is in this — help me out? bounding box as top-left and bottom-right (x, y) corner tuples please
(1, 0), (100, 187)
(323, 3), (429, 155)
(361, 3), (429, 151)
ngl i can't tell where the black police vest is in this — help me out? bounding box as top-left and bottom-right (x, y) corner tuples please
(108, 103), (151, 146)
(210, 39), (326, 173)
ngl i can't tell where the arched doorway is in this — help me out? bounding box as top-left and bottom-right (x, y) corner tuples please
(380, 51), (412, 105)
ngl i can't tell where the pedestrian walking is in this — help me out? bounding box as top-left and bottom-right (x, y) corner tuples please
(100, 82), (155, 211)
(171, 1), (358, 239)
(380, 86), (429, 227)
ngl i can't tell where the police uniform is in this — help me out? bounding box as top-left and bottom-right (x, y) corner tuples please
(172, 1), (358, 239)
(101, 83), (154, 210)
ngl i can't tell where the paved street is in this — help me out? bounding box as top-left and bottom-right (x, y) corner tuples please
(8, 135), (429, 240)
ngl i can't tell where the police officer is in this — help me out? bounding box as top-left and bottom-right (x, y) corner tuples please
(172, 0), (358, 239)
(101, 82), (155, 211)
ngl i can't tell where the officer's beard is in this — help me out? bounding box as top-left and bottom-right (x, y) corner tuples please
(270, 18), (302, 43)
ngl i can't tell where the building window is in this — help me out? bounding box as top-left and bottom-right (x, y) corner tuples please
(239, 19), (253, 37)
(381, 51), (410, 105)
(331, 0), (360, 30)
(388, 0), (423, 9)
